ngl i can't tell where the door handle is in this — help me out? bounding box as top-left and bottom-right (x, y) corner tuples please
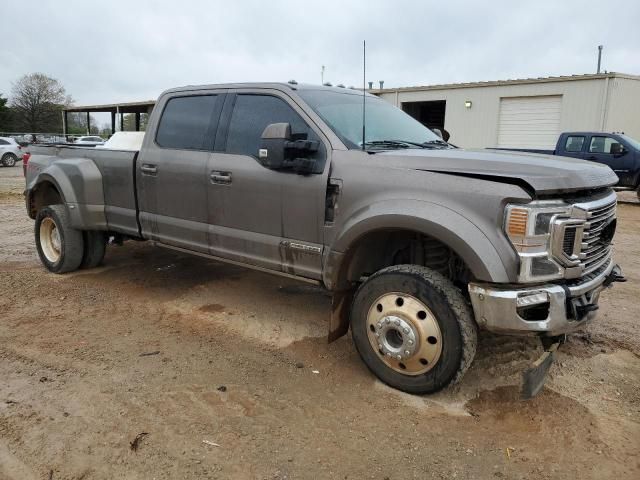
(141, 164), (158, 175)
(210, 171), (232, 185)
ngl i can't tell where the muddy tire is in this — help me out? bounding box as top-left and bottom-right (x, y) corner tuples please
(81, 231), (107, 269)
(2, 153), (17, 167)
(350, 265), (478, 394)
(35, 205), (84, 274)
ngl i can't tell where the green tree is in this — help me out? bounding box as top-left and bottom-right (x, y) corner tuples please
(0, 93), (11, 131)
(10, 73), (72, 132)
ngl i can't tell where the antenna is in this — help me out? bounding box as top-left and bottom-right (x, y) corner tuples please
(362, 40), (366, 151)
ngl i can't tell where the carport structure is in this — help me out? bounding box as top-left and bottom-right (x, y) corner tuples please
(62, 100), (156, 136)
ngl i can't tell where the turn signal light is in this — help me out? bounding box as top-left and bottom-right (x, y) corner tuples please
(507, 208), (529, 236)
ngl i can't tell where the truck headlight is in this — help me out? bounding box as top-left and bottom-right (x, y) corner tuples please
(504, 201), (573, 282)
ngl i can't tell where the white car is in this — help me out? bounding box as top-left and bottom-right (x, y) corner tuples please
(74, 136), (105, 145)
(0, 137), (24, 167)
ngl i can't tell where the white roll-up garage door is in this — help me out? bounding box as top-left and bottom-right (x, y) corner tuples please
(497, 95), (562, 149)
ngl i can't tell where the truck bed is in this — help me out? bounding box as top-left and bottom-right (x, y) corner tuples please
(28, 144), (141, 237)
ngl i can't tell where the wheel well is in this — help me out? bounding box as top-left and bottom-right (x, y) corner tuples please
(29, 182), (63, 219)
(340, 229), (472, 289)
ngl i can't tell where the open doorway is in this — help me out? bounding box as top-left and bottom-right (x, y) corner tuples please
(402, 100), (446, 131)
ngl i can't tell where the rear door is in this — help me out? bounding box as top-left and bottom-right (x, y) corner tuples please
(585, 135), (635, 187)
(206, 90), (329, 279)
(137, 91), (225, 253)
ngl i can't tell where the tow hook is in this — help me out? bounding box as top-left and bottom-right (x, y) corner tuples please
(603, 264), (626, 288)
(521, 335), (566, 399)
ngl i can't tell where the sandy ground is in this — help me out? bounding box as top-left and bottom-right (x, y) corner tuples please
(0, 164), (638, 480)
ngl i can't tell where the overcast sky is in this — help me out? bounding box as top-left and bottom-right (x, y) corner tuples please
(2, 0), (639, 106)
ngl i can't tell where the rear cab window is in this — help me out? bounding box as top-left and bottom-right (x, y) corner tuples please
(156, 95), (221, 150)
(564, 135), (585, 152)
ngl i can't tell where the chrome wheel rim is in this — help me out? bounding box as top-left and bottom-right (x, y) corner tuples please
(40, 217), (61, 263)
(366, 292), (442, 375)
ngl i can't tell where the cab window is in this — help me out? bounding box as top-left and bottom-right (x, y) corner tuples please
(589, 136), (622, 154)
(564, 135), (585, 152)
(225, 94), (313, 158)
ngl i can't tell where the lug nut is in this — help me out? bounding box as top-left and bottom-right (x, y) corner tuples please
(394, 319), (400, 326)
(403, 328), (409, 334)
(385, 318), (390, 324)
(396, 355), (402, 360)
(404, 350), (410, 355)
(375, 333), (380, 338)
(408, 340), (413, 345)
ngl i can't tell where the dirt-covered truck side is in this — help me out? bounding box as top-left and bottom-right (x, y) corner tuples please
(24, 82), (625, 396)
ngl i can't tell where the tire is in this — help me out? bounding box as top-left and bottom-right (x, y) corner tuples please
(2, 153), (17, 167)
(34, 205), (84, 274)
(350, 265), (478, 394)
(81, 231), (107, 269)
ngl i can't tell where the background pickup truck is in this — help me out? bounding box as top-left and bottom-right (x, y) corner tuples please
(24, 83), (625, 396)
(495, 131), (640, 196)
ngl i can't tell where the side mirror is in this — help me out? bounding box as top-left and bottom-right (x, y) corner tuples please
(259, 123), (320, 174)
(611, 143), (626, 157)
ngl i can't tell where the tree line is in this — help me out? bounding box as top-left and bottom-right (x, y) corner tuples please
(0, 73), (145, 136)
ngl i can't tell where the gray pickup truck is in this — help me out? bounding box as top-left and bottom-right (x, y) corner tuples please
(25, 82), (625, 396)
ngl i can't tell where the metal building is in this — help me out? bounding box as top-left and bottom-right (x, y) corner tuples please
(373, 73), (640, 149)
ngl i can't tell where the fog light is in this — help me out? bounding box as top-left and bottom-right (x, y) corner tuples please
(516, 291), (550, 307)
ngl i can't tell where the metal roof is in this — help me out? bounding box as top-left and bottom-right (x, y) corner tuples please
(64, 100), (156, 114)
(371, 72), (640, 94)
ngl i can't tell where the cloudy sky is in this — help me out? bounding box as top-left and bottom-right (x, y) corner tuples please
(2, 0), (639, 106)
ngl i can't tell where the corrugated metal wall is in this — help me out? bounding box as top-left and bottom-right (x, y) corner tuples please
(377, 76), (640, 149)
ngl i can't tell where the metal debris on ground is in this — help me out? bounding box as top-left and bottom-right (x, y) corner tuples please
(202, 440), (221, 447)
(311, 370), (319, 374)
(139, 351), (161, 357)
(129, 432), (149, 452)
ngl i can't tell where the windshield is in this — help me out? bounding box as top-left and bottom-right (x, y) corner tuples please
(298, 89), (444, 149)
(620, 134), (640, 151)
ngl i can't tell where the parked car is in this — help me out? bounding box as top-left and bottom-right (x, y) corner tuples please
(495, 131), (640, 197)
(24, 83), (625, 397)
(0, 136), (24, 167)
(74, 136), (105, 146)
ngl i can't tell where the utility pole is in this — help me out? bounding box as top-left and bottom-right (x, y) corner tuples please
(597, 45), (603, 74)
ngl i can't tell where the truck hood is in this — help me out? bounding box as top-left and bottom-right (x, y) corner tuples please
(377, 148), (619, 194)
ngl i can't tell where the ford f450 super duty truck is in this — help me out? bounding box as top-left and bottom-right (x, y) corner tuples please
(24, 83), (626, 396)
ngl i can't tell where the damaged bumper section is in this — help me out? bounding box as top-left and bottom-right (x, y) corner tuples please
(468, 261), (625, 337)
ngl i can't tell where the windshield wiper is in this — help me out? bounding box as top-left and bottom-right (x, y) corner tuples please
(362, 140), (412, 149)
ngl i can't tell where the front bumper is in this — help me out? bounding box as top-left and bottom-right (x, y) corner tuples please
(468, 261), (623, 336)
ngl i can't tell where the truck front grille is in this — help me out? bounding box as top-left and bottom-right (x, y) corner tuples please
(563, 193), (617, 276)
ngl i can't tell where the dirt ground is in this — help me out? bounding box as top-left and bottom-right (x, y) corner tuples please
(0, 164), (638, 480)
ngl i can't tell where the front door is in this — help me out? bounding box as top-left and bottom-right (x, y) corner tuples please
(137, 92), (224, 253)
(206, 91), (329, 279)
(586, 135), (635, 187)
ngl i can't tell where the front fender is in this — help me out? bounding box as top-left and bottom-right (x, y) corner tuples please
(324, 199), (512, 289)
(29, 158), (107, 229)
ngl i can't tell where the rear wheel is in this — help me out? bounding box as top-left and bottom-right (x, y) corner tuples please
(35, 205), (84, 273)
(81, 231), (107, 269)
(2, 153), (17, 167)
(350, 265), (478, 394)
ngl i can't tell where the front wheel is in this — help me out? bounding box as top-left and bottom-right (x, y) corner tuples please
(35, 205), (85, 273)
(350, 265), (478, 394)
